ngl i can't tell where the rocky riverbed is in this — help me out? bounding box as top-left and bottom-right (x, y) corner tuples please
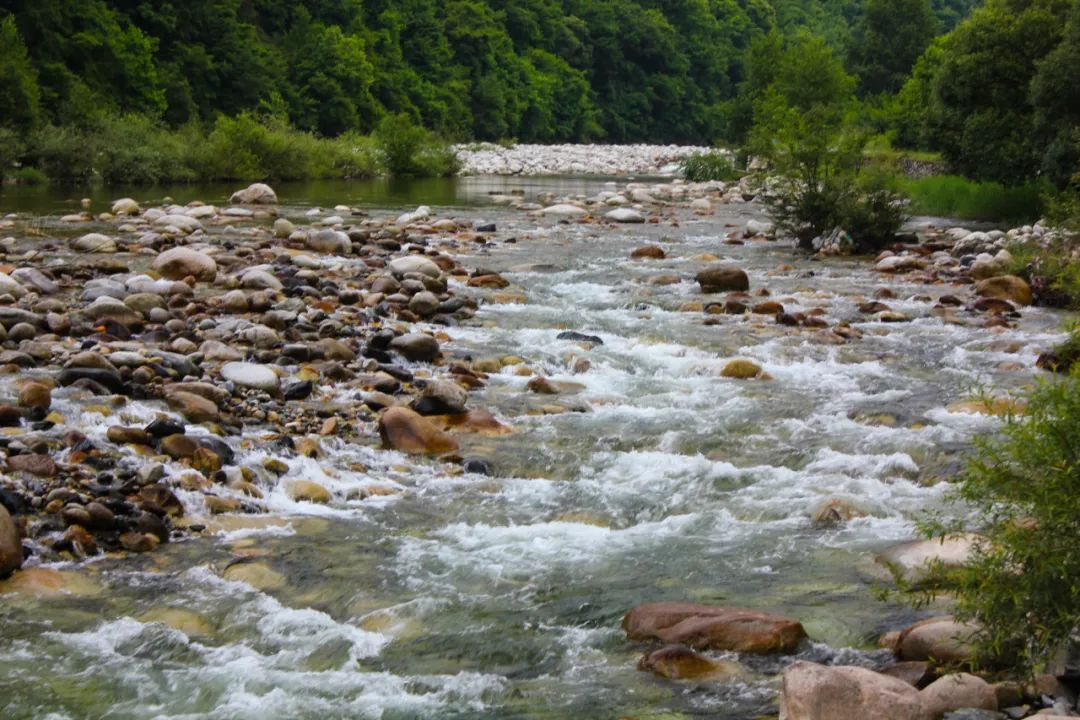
(0, 175), (1073, 719)
(454, 142), (718, 176)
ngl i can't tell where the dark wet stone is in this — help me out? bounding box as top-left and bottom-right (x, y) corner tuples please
(136, 511), (169, 543)
(476, 223), (496, 233)
(557, 331), (604, 345)
(283, 380), (313, 401)
(57, 367), (124, 393)
(145, 418), (185, 439)
(463, 458), (493, 475)
(378, 364), (414, 383)
(0, 406), (23, 427)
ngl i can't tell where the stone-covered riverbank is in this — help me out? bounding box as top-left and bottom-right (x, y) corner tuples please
(0, 175), (1074, 719)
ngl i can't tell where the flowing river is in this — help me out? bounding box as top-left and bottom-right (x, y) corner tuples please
(0, 177), (1066, 719)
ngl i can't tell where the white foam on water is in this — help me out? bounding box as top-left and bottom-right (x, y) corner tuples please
(395, 512), (704, 589)
(33, 567), (504, 719)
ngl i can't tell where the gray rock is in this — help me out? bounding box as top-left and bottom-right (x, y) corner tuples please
(273, 218), (295, 238)
(221, 361), (280, 392)
(240, 269), (283, 291)
(72, 233), (117, 253)
(389, 256), (441, 278)
(408, 291), (441, 317)
(605, 208), (646, 223)
(230, 183), (278, 205)
(11, 268), (58, 294)
(152, 247), (217, 282)
(307, 229), (351, 254)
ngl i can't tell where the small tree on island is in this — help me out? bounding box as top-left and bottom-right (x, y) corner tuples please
(749, 34), (906, 253)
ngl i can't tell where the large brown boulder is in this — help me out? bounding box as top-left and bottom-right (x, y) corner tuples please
(622, 602), (807, 654)
(696, 266), (750, 293)
(780, 661), (931, 720)
(378, 407), (459, 455)
(896, 616), (980, 665)
(975, 275), (1032, 306)
(0, 505), (22, 578)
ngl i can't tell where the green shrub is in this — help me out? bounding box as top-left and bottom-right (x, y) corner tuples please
(679, 151), (742, 182)
(11, 167), (46, 185)
(905, 175), (1047, 224)
(0, 127), (23, 179)
(837, 164), (909, 252)
(916, 370), (1080, 674)
(375, 113), (458, 177)
(27, 123), (100, 182)
(1005, 239), (1080, 309)
(195, 113), (327, 181)
(96, 114), (197, 185)
(325, 132), (382, 179)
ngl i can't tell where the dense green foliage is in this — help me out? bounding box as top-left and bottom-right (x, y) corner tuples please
(896, 0), (1080, 187)
(0, 0), (986, 150)
(905, 175), (1048, 224)
(918, 371), (1080, 674)
(14, 111), (464, 184)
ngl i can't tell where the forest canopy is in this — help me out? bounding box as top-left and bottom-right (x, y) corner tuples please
(0, 0), (984, 145)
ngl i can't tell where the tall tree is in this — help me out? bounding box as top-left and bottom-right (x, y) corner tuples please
(847, 0), (938, 96)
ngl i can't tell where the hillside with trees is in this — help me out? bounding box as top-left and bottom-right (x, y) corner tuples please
(0, 0), (981, 145)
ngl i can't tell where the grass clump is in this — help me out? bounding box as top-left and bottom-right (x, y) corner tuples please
(905, 174), (1047, 224)
(913, 370), (1080, 675)
(1004, 239), (1080, 309)
(679, 151), (742, 182)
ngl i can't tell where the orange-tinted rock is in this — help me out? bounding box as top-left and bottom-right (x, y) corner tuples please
(631, 245), (666, 259)
(975, 275), (1032, 306)
(622, 602), (807, 654)
(637, 645), (745, 680)
(378, 407), (459, 455)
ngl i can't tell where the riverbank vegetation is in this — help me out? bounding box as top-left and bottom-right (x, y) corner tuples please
(0, 0), (1076, 249)
(0, 0), (1001, 186)
(912, 368), (1080, 675)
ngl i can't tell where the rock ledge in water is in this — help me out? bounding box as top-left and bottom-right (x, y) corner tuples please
(623, 602), (806, 654)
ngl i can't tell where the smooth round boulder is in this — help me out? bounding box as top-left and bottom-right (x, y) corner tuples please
(389, 333), (440, 362)
(221, 362), (280, 393)
(152, 247), (217, 282)
(72, 233), (117, 253)
(975, 275), (1032, 306)
(897, 616), (980, 665)
(920, 673), (997, 718)
(230, 183), (278, 205)
(389, 256), (442, 278)
(721, 359), (763, 379)
(697, 266), (750, 293)
(288, 480), (333, 504)
(606, 208), (646, 223)
(0, 505), (22, 578)
(378, 407), (459, 455)
(408, 291), (441, 317)
(780, 661), (931, 720)
(540, 204), (588, 217)
(111, 198), (141, 216)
